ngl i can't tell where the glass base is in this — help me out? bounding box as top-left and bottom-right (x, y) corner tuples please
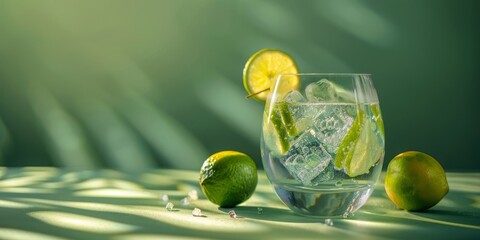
(273, 183), (374, 218)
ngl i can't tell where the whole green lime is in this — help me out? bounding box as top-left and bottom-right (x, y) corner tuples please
(385, 151), (449, 211)
(199, 151), (258, 208)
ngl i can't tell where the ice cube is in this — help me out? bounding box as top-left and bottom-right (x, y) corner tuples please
(228, 210), (238, 218)
(305, 79), (334, 102)
(280, 129), (333, 186)
(285, 100), (325, 134)
(305, 79), (354, 103)
(313, 105), (355, 154)
(165, 202), (174, 211)
(188, 190), (198, 200)
(192, 208), (202, 217)
(284, 90), (307, 103)
(325, 219), (334, 226)
(311, 160), (334, 183)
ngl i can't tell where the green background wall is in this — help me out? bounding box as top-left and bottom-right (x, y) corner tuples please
(0, 0), (479, 171)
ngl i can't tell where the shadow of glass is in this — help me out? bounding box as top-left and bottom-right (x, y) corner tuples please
(218, 206), (327, 223)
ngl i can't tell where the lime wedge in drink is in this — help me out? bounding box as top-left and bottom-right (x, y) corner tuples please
(267, 102), (299, 155)
(334, 110), (365, 170)
(277, 102), (298, 137)
(371, 104), (385, 137)
(243, 48), (299, 101)
(334, 107), (384, 177)
(269, 106), (291, 154)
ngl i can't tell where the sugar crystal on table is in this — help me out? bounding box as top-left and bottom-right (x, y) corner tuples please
(192, 208), (202, 217)
(228, 210), (237, 218)
(165, 202), (174, 211)
(325, 219), (334, 226)
(188, 190), (198, 200)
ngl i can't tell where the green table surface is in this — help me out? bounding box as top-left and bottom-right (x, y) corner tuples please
(0, 167), (478, 240)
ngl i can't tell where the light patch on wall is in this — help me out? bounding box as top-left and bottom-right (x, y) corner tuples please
(196, 75), (262, 143)
(316, 1), (396, 47)
(28, 84), (98, 168)
(117, 92), (209, 169)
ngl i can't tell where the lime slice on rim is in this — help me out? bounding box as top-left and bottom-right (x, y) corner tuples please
(334, 108), (384, 177)
(243, 48), (299, 101)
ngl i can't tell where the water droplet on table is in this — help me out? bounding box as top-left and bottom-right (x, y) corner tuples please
(161, 194), (169, 202)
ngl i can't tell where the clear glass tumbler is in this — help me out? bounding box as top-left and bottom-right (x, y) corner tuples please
(261, 73), (385, 217)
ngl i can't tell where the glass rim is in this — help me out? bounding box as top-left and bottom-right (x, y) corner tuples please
(278, 73), (372, 77)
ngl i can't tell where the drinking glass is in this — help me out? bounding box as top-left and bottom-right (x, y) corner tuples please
(261, 73), (385, 217)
